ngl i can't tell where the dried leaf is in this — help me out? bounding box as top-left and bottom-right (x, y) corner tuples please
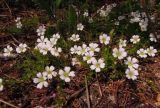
(157, 93), (160, 102)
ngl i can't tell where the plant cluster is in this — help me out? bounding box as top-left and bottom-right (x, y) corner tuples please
(0, 1), (160, 107)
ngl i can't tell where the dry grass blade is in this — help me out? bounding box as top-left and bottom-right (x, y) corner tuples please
(96, 73), (103, 97)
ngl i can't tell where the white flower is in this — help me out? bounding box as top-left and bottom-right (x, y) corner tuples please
(71, 58), (81, 66)
(114, 21), (119, 25)
(88, 43), (100, 54)
(69, 34), (80, 42)
(112, 47), (127, 60)
(130, 35), (140, 44)
(83, 52), (96, 64)
(88, 18), (93, 23)
(137, 48), (147, 58)
(77, 23), (84, 31)
(15, 17), (21, 22)
(77, 44), (89, 55)
(3, 45), (13, 57)
(36, 25), (46, 36)
(38, 42), (52, 55)
(59, 67), (75, 82)
(33, 72), (48, 89)
(70, 45), (79, 54)
(99, 34), (110, 45)
(52, 33), (60, 40)
(146, 46), (157, 57)
(15, 17), (22, 28)
(130, 11), (141, 23)
(99, 9), (108, 17)
(125, 57), (139, 69)
(0, 78), (4, 91)
(49, 33), (60, 46)
(83, 10), (89, 17)
(118, 16), (125, 20)
(90, 58), (105, 72)
(37, 36), (48, 43)
(16, 22), (22, 28)
(139, 20), (148, 31)
(130, 11), (148, 31)
(125, 68), (138, 80)
(43, 66), (57, 79)
(119, 39), (127, 48)
(98, 4), (115, 17)
(149, 33), (157, 42)
(50, 47), (62, 57)
(16, 43), (27, 53)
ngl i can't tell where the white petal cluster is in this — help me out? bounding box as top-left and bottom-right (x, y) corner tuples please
(119, 39), (127, 48)
(137, 47), (157, 58)
(15, 17), (22, 28)
(36, 40), (52, 55)
(35, 33), (62, 56)
(36, 25), (46, 36)
(112, 47), (127, 60)
(0, 78), (4, 91)
(71, 58), (81, 66)
(33, 72), (48, 89)
(99, 33), (110, 45)
(77, 44), (89, 55)
(32, 66), (54, 88)
(130, 35), (140, 44)
(70, 45), (79, 54)
(137, 48), (147, 58)
(125, 56), (139, 80)
(125, 68), (138, 80)
(90, 58), (105, 72)
(118, 15), (125, 21)
(43, 66), (57, 79)
(83, 52), (96, 64)
(83, 10), (89, 17)
(114, 21), (119, 26)
(149, 33), (157, 42)
(88, 18), (93, 23)
(98, 4), (116, 17)
(88, 43), (100, 54)
(3, 45), (13, 57)
(50, 33), (61, 46)
(59, 66), (75, 82)
(77, 23), (84, 31)
(33, 65), (76, 88)
(146, 46), (157, 57)
(125, 57), (139, 69)
(70, 43), (100, 56)
(70, 41), (105, 72)
(50, 47), (62, 57)
(16, 43), (27, 53)
(130, 11), (148, 31)
(69, 34), (80, 42)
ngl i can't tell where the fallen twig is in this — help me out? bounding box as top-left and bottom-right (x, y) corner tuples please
(62, 87), (86, 108)
(85, 75), (91, 108)
(11, 35), (21, 44)
(0, 99), (20, 108)
(62, 80), (94, 108)
(3, 0), (12, 18)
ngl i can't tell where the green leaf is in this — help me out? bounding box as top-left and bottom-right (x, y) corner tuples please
(67, 6), (77, 32)
(56, 0), (62, 8)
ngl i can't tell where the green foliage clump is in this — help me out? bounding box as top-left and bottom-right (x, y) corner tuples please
(17, 50), (49, 81)
(23, 16), (39, 28)
(7, 25), (22, 34)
